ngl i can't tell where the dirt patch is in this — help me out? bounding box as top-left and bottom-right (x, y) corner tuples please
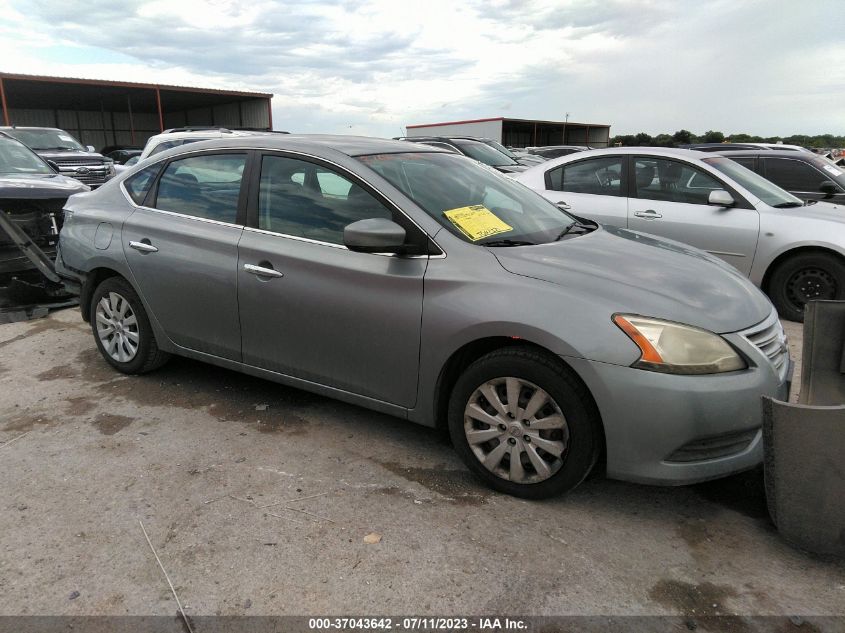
(375, 460), (488, 505)
(65, 396), (96, 417)
(75, 349), (322, 431)
(649, 579), (747, 631)
(0, 316), (86, 352)
(90, 413), (135, 435)
(2, 411), (51, 433)
(254, 413), (309, 435)
(36, 364), (78, 381)
(677, 519), (713, 548)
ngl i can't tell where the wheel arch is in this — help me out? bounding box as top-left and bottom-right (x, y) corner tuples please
(761, 245), (845, 294)
(432, 336), (607, 467)
(80, 267), (125, 322)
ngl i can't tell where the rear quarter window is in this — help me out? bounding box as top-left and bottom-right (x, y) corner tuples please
(124, 164), (161, 205)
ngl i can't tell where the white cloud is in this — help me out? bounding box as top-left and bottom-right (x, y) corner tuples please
(1, 0), (842, 137)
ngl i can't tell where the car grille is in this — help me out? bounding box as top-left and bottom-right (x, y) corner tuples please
(741, 310), (789, 380)
(52, 158), (111, 187)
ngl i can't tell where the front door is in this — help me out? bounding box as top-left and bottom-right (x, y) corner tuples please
(122, 151), (247, 360)
(627, 156), (760, 275)
(237, 153), (427, 407)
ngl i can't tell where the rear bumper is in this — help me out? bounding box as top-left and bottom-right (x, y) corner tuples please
(566, 354), (790, 486)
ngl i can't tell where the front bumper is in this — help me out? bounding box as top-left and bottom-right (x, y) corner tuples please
(566, 335), (790, 486)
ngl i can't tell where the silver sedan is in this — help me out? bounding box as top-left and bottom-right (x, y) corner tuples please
(56, 136), (788, 498)
(514, 147), (845, 322)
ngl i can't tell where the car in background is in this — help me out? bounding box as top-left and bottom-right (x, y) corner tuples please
(514, 147), (845, 321)
(509, 149), (547, 166)
(681, 142), (810, 153)
(525, 145), (591, 159)
(140, 127), (283, 160)
(105, 148), (142, 165)
(0, 131), (88, 303)
(113, 154), (141, 175)
(1, 126), (115, 188)
(395, 136), (528, 173)
(716, 149), (845, 205)
(56, 135), (787, 498)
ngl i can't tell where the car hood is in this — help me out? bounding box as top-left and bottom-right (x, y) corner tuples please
(775, 200), (845, 222)
(33, 149), (104, 161)
(0, 173), (90, 199)
(494, 163), (529, 173)
(492, 225), (772, 334)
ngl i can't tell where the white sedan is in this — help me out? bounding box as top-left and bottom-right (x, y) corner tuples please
(513, 147), (845, 321)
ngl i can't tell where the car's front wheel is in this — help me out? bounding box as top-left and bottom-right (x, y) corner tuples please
(768, 251), (845, 322)
(90, 276), (170, 374)
(448, 347), (600, 499)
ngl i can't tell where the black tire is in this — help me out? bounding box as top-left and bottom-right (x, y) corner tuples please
(447, 346), (601, 499)
(768, 251), (845, 322)
(89, 276), (170, 374)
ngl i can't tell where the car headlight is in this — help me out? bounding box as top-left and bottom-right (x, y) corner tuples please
(612, 314), (746, 375)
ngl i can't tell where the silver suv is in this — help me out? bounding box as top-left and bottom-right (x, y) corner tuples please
(56, 135), (789, 498)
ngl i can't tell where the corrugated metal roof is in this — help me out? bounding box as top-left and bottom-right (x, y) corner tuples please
(0, 71), (272, 99)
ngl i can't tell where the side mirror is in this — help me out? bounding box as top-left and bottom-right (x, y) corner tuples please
(86, 145), (96, 153)
(343, 218), (407, 254)
(709, 189), (735, 207)
(819, 180), (839, 199)
(47, 160), (60, 173)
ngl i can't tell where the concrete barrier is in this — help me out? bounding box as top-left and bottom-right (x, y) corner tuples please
(762, 300), (845, 557)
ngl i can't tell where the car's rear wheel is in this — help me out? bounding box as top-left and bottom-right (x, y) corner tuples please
(768, 252), (845, 322)
(448, 347), (600, 499)
(90, 276), (170, 374)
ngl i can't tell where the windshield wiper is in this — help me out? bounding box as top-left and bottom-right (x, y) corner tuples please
(554, 220), (592, 240)
(481, 238), (536, 247)
(773, 202), (804, 208)
(35, 146), (76, 151)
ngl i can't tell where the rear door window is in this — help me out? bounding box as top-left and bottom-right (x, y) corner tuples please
(152, 153), (246, 223)
(124, 163), (162, 205)
(546, 157), (623, 196)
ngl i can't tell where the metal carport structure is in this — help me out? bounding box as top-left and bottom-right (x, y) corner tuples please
(0, 72), (273, 150)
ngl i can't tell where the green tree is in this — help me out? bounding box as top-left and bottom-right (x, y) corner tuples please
(672, 129), (694, 145)
(653, 134), (673, 147)
(635, 132), (653, 146)
(701, 130), (725, 143)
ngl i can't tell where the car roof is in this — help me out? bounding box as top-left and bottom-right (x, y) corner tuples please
(150, 134), (452, 158)
(571, 146), (713, 159)
(715, 149), (822, 159)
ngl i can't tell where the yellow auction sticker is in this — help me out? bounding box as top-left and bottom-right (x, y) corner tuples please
(443, 205), (513, 241)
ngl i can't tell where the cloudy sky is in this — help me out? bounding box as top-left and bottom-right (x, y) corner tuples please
(1, 0), (842, 137)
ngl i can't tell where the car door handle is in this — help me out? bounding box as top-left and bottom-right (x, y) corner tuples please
(129, 240), (158, 253)
(555, 200), (571, 211)
(633, 210), (663, 219)
(244, 263), (284, 278)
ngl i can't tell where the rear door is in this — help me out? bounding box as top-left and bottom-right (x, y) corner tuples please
(236, 152), (429, 407)
(122, 151), (247, 360)
(627, 156), (759, 275)
(535, 155), (628, 227)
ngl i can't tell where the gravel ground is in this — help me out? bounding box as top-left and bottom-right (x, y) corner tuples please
(0, 309), (842, 619)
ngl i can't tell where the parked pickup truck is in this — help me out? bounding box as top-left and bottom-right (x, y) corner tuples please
(0, 126), (115, 188)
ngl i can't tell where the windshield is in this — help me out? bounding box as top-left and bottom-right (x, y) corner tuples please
(484, 139), (518, 160)
(0, 137), (53, 175)
(453, 140), (519, 167)
(358, 152), (577, 245)
(4, 128), (86, 151)
(703, 156), (804, 207)
(811, 156), (845, 189)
